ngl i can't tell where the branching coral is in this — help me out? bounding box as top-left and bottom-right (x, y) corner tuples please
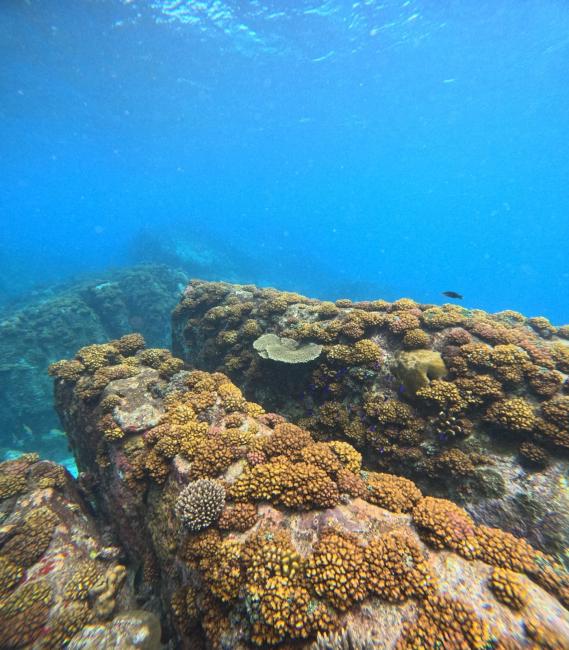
(489, 567), (528, 610)
(218, 502), (258, 532)
(454, 375), (504, 409)
(490, 344), (530, 384)
(416, 379), (466, 413)
(402, 328), (431, 349)
(396, 595), (492, 650)
(229, 452), (340, 510)
(263, 422), (313, 457)
(0, 580), (53, 647)
(365, 529), (435, 602)
(327, 441), (362, 474)
(388, 311), (421, 335)
(114, 332), (146, 356)
(326, 339), (382, 365)
(1, 506), (58, 567)
(0, 472), (27, 501)
(422, 305), (467, 330)
(0, 557), (23, 594)
(541, 396), (569, 428)
(412, 497), (479, 558)
(175, 479), (226, 531)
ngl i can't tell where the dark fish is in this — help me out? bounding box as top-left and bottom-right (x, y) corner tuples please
(442, 291), (463, 300)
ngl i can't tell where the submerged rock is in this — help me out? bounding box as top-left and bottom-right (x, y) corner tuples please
(171, 280), (569, 562)
(51, 341), (569, 648)
(0, 264), (187, 444)
(0, 453), (151, 648)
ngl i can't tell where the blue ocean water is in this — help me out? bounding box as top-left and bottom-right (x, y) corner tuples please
(1, 0), (568, 318)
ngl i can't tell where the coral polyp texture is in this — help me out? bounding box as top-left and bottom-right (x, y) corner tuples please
(171, 280), (569, 560)
(51, 342), (569, 648)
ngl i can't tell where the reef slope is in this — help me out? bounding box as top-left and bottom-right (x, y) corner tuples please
(50, 338), (569, 648)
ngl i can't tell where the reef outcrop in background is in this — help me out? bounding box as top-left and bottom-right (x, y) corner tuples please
(0, 264), (187, 446)
(49, 339), (569, 648)
(172, 280), (569, 561)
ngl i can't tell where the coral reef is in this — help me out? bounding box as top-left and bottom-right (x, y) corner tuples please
(254, 332), (323, 363)
(51, 346), (569, 648)
(171, 280), (569, 560)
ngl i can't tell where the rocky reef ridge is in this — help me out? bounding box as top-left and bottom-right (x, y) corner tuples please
(171, 280), (569, 560)
(30, 335), (569, 648)
(0, 452), (160, 648)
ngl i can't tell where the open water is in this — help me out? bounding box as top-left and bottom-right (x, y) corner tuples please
(1, 0), (568, 462)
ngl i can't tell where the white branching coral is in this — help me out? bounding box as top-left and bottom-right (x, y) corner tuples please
(174, 479), (225, 531)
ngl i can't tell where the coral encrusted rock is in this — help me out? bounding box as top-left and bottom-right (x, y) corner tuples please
(52, 342), (569, 648)
(0, 454), (155, 648)
(0, 264), (187, 442)
(171, 280), (569, 562)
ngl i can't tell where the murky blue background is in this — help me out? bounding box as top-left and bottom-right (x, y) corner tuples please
(2, 0), (569, 320)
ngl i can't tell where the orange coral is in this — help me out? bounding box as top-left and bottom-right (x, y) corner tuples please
(396, 594), (493, 650)
(366, 472), (422, 513)
(402, 328), (431, 349)
(1, 506), (58, 567)
(327, 441), (362, 474)
(485, 398), (536, 434)
(0, 580), (53, 647)
(306, 529), (368, 610)
(489, 567), (528, 610)
(365, 529), (435, 602)
(412, 497), (479, 558)
(263, 422), (313, 457)
(416, 379), (466, 413)
(218, 502), (258, 531)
